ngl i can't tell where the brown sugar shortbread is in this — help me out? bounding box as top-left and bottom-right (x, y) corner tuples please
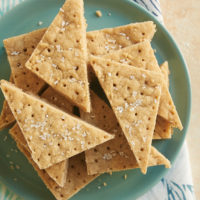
(90, 56), (162, 174)
(9, 86), (75, 187)
(1, 21), (156, 124)
(10, 124), (68, 188)
(0, 75), (15, 130)
(160, 61), (170, 88)
(101, 41), (182, 130)
(0, 80), (114, 169)
(16, 142), (98, 200)
(87, 21), (155, 56)
(154, 61), (172, 139)
(25, 0), (90, 112)
(80, 91), (170, 175)
(153, 116), (172, 139)
(3, 28), (46, 93)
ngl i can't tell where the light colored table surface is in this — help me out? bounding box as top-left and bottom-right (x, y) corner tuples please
(160, 0), (200, 199)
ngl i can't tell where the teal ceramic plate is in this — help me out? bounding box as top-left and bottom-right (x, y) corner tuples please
(0, 0), (191, 199)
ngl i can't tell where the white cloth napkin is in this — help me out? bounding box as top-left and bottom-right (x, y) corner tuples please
(0, 1), (196, 200)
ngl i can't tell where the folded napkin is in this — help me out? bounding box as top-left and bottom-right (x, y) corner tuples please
(0, 1), (196, 200)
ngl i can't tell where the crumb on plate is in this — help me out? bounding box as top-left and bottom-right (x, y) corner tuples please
(96, 10), (102, 17)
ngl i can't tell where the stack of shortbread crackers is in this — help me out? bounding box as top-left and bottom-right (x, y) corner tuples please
(0, 0), (183, 199)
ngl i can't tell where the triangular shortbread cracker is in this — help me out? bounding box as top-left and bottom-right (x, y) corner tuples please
(8, 86), (74, 187)
(3, 29), (46, 93)
(25, 0), (90, 112)
(154, 61), (172, 139)
(160, 61), (170, 88)
(41, 87), (75, 113)
(153, 116), (172, 139)
(80, 91), (170, 175)
(90, 56), (162, 174)
(10, 124), (68, 188)
(10, 123), (68, 188)
(87, 21), (155, 55)
(102, 41), (182, 130)
(0, 75), (15, 130)
(16, 142), (98, 200)
(0, 80), (114, 169)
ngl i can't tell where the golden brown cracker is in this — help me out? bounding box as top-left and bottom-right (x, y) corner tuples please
(80, 91), (170, 175)
(90, 56), (162, 174)
(0, 98), (15, 130)
(153, 61), (172, 139)
(16, 142), (98, 200)
(0, 75), (15, 130)
(8, 86), (74, 186)
(154, 116), (172, 139)
(45, 160), (68, 188)
(41, 87), (74, 114)
(102, 41), (182, 130)
(87, 21), (156, 56)
(25, 0), (90, 112)
(0, 80), (114, 169)
(9, 123), (68, 187)
(160, 61), (170, 88)
(3, 28), (46, 93)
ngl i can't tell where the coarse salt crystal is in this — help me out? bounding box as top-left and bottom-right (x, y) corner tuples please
(60, 56), (65, 62)
(52, 64), (57, 68)
(142, 74), (146, 78)
(56, 45), (62, 52)
(16, 109), (21, 114)
(130, 75), (134, 80)
(143, 136), (147, 142)
(103, 153), (112, 160)
(105, 46), (110, 51)
(119, 32), (126, 36)
(119, 59), (127, 63)
(132, 91), (137, 97)
(82, 131), (87, 137)
(11, 51), (20, 56)
(125, 102), (129, 109)
(116, 106), (123, 113)
(60, 8), (64, 12)
(62, 21), (66, 27)
(60, 27), (65, 32)
(69, 78), (76, 83)
(54, 80), (58, 85)
(107, 72), (112, 77)
(131, 141), (135, 147)
(108, 39), (116, 44)
(68, 137), (74, 141)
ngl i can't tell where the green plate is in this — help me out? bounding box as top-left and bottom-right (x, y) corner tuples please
(0, 0), (191, 199)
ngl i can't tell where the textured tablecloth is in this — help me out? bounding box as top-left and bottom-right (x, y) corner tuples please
(0, 0), (196, 200)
